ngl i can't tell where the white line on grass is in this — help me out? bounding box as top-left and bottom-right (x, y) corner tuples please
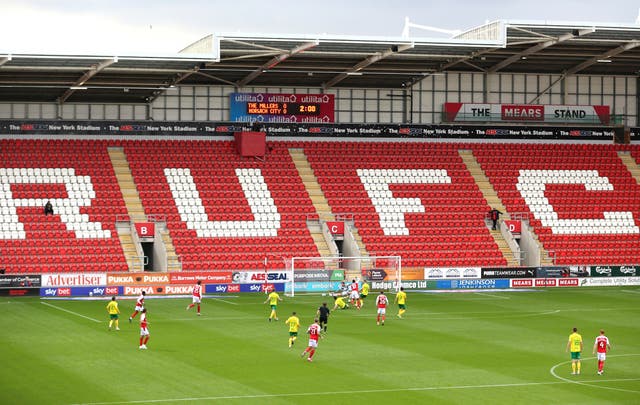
(71, 377), (640, 405)
(473, 292), (511, 299)
(550, 354), (640, 394)
(622, 289), (640, 294)
(40, 301), (101, 323)
(210, 298), (239, 305)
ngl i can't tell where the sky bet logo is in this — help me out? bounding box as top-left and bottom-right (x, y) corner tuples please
(215, 285), (228, 293)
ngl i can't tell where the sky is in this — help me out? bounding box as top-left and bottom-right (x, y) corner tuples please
(1, 0), (639, 55)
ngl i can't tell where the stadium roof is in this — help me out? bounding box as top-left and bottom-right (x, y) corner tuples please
(0, 20), (639, 104)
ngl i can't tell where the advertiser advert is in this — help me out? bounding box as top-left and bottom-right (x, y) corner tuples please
(0, 120), (620, 141)
(535, 279), (558, 287)
(293, 281), (343, 293)
(42, 273), (106, 287)
(589, 265), (639, 277)
(511, 279), (534, 288)
(206, 284), (241, 294)
(107, 273), (170, 286)
(371, 280), (436, 290)
(40, 286), (120, 297)
(293, 270), (344, 282)
(170, 271), (232, 284)
(0, 274), (41, 287)
(0, 287), (40, 296)
(481, 268), (536, 279)
(425, 267), (481, 279)
(578, 277), (640, 287)
(558, 278), (579, 287)
(229, 92), (335, 123)
(365, 268), (421, 281)
(239, 283), (285, 293)
(232, 271), (290, 284)
(437, 279), (510, 289)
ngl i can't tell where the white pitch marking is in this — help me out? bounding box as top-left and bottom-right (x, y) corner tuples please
(473, 292), (511, 299)
(621, 289), (640, 294)
(550, 354), (640, 394)
(210, 298), (239, 305)
(40, 301), (101, 323)
(71, 377), (640, 405)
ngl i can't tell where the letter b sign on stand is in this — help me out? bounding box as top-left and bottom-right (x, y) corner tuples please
(135, 222), (155, 241)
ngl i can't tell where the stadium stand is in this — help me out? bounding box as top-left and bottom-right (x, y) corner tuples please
(475, 143), (640, 265)
(123, 139), (319, 271)
(4, 138), (640, 273)
(0, 139), (128, 273)
(303, 140), (506, 268)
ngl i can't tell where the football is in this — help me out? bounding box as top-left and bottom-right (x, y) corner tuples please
(89, 292), (93, 297)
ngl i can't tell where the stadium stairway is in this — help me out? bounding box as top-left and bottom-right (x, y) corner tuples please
(107, 147), (146, 271)
(288, 148), (332, 257)
(108, 147), (180, 271)
(459, 150), (523, 266)
(617, 151), (640, 184)
(289, 147), (371, 280)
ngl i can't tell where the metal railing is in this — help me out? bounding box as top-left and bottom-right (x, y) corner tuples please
(129, 255), (148, 272)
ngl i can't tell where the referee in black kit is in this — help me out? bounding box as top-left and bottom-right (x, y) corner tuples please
(317, 302), (330, 333)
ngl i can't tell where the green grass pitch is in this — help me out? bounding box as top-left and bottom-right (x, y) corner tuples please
(1, 287), (639, 404)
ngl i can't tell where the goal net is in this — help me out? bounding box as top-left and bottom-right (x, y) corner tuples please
(283, 255), (402, 297)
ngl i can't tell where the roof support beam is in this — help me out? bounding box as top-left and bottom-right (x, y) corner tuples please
(58, 57), (117, 103)
(488, 28), (594, 73)
(323, 43), (414, 89)
(528, 41), (640, 103)
(0, 55), (11, 67)
(148, 64), (203, 103)
(236, 40), (319, 87)
(564, 40), (640, 75)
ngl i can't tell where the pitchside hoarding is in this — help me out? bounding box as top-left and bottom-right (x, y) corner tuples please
(582, 265), (639, 277)
(40, 286), (120, 297)
(425, 267), (481, 279)
(41, 273), (104, 287)
(0, 274), (41, 287)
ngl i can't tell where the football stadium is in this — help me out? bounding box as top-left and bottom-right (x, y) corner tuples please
(1, 13), (640, 404)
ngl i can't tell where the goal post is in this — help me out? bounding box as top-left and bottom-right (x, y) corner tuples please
(283, 255), (402, 297)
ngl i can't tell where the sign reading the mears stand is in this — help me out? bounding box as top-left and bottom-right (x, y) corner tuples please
(443, 103), (610, 124)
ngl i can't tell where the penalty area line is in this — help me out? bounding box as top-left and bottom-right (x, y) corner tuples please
(40, 301), (101, 323)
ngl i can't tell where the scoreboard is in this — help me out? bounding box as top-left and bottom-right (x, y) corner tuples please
(230, 92), (334, 123)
